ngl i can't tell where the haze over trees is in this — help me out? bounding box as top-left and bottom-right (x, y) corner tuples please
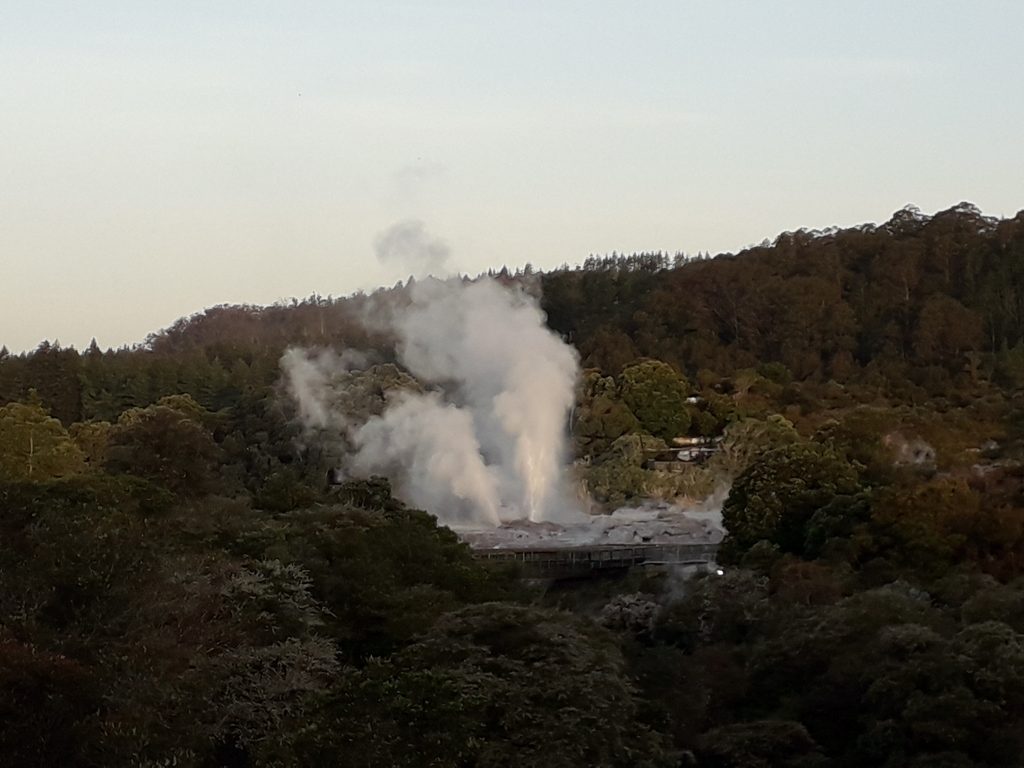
(3, 203), (1024, 766)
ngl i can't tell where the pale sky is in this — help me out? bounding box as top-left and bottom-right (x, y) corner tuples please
(2, 1), (1022, 352)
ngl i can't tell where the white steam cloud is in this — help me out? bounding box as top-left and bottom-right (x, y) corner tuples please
(350, 391), (501, 526)
(280, 276), (581, 527)
(373, 219), (450, 278)
(280, 347), (369, 431)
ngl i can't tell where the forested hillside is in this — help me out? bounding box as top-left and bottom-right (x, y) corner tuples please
(5, 202), (1024, 423)
(3, 203), (1024, 767)
(544, 203), (1024, 389)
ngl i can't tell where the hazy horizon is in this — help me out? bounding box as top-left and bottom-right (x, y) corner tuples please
(4, 1), (1023, 353)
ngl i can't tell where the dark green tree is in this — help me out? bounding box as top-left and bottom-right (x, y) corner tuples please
(296, 603), (669, 767)
(619, 359), (692, 439)
(104, 402), (222, 496)
(722, 442), (861, 556)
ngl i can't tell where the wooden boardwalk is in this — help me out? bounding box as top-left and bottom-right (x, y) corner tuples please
(471, 542), (719, 579)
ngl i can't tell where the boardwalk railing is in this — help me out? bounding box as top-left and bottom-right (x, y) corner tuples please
(471, 542), (719, 579)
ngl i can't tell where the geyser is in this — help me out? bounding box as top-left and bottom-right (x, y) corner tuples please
(281, 276), (581, 527)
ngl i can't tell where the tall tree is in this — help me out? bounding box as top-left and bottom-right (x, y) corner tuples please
(0, 399), (85, 481)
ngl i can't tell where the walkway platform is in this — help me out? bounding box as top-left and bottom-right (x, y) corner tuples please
(471, 542), (719, 579)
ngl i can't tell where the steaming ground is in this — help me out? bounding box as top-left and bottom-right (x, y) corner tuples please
(281, 276), (581, 527)
(457, 498), (726, 549)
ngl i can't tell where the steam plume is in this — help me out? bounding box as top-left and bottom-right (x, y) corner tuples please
(280, 276), (581, 526)
(394, 278), (579, 521)
(373, 219), (450, 278)
(351, 391), (501, 525)
(279, 347), (369, 431)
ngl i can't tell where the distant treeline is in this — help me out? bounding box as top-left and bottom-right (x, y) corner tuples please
(542, 203), (1024, 392)
(2, 202), (1024, 425)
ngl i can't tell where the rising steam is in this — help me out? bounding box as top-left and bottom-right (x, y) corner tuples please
(373, 219), (450, 278)
(279, 347), (370, 431)
(281, 276), (581, 527)
(350, 391), (501, 525)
